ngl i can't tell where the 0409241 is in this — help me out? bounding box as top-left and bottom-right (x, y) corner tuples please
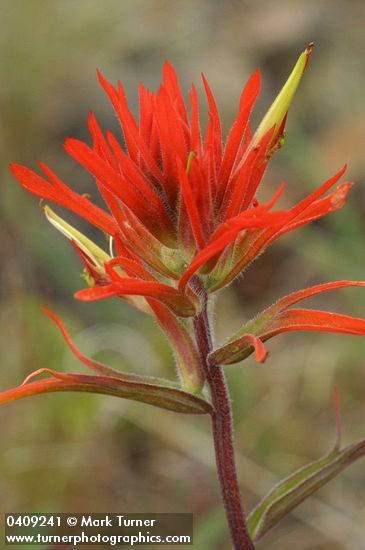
(5, 514), (61, 528)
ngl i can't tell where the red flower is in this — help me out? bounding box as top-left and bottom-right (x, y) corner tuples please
(11, 46), (319, 315)
(5, 44), (365, 403)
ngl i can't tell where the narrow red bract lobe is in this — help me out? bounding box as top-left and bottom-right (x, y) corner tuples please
(10, 46), (353, 315)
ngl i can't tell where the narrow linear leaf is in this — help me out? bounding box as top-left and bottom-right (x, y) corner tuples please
(248, 438), (365, 542)
(0, 371), (213, 415)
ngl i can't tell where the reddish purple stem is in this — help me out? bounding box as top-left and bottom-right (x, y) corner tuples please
(193, 281), (254, 550)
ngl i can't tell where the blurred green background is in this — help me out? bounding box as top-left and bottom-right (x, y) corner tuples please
(1, 1), (365, 548)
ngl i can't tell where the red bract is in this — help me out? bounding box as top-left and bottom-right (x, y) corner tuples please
(209, 281), (365, 365)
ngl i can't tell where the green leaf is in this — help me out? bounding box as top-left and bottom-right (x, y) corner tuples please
(247, 438), (365, 542)
(0, 370), (213, 415)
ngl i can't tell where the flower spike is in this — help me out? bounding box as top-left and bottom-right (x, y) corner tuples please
(11, 48), (363, 387)
(12, 47), (337, 303)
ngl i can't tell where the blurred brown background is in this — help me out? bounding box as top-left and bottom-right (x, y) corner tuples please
(1, 1), (365, 548)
